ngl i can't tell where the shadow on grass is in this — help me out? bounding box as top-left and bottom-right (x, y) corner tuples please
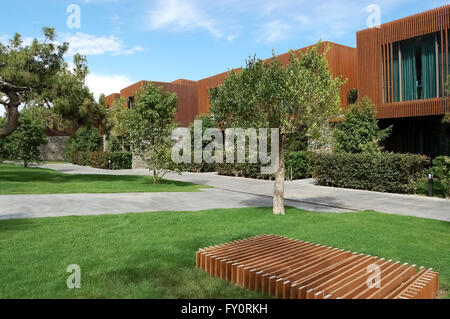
(0, 164), (202, 187)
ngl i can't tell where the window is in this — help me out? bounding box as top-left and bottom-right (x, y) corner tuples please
(386, 31), (448, 103)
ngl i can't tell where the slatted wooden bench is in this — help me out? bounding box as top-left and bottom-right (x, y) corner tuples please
(196, 234), (439, 299)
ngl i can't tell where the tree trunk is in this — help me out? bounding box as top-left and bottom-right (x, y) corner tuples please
(273, 136), (285, 215)
(152, 169), (158, 184)
(0, 95), (20, 139)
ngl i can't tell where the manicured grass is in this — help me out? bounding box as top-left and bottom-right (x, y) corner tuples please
(0, 164), (209, 194)
(0, 207), (448, 298)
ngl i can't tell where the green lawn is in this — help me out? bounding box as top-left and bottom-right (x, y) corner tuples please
(0, 207), (448, 298)
(0, 164), (209, 194)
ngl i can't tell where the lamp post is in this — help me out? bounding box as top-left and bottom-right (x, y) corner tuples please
(428, 173), (434, 197)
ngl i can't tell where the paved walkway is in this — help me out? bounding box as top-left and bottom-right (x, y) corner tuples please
(1, 163), (449, 221)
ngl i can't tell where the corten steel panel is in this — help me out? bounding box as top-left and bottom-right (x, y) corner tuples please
(357, 5), (450, 119)
(197, 41), (358, 115)
(172, 78), (198, 85)
(120, 80), (198, 127)
(196, 235), (440, 299)
(105, 93), (120, 107)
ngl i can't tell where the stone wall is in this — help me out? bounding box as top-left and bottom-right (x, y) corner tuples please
(39, 136), (70, 161)
(132, 154), (148, 169)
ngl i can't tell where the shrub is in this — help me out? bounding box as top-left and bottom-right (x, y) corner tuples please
(89, 151), (110, 169)
(110, 152), (132, 170)
(65, 125), (102, 154)
(1, 112), (48, 167)
(285, 151), (310, 180)
(67, 151), (90, 166)
(431, 156), (450, 198)
(333, 97), (391, 154)
(215, 151), (310, 180)
(86, 151), (132, 170)
(310, 152), (429, 194)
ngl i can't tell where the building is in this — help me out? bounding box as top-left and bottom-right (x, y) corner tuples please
(106, 42), (357, 125)
(106, 4), (450, 157)
(357, 5), (450, 157)
(106, 79), (198, 127)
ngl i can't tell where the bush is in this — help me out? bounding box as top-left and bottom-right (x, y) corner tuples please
(310, 152), (429, 194)
(215, 151), (310, 180)
(0, 112), (48, 167)
(285, 151), (310, 180)
(67, 151), (90, 166)
(65, 125), (102, 155)
(333, 97), (391, 154)
(86, 151), (132, 170)
(89, 151), (110, 169)
(431, 156), (450, 198)
(110, 152), (132, 170)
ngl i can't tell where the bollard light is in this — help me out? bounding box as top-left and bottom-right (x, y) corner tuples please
(428, 173), (434, 197)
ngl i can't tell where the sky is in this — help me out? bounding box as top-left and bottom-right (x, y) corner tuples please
(0, 0), (449, 102)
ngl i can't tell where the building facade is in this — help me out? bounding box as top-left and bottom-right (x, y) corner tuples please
(106, 4), (450, 157)
(357, 5), (450, 156)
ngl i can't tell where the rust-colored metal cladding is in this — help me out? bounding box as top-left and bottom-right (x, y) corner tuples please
(357, 5), (450, 119)
(119, 80), (198, 127)
(196, 235), (439, 299)
(172, 78), (198, 85)
(105, 93), (120, 107)
(197, 41), (358, 115)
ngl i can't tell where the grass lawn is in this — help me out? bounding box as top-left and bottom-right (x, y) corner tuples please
(0, 164), (209, 194)
(0, 207), (448, 298)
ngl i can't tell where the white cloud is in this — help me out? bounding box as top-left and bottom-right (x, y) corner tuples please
(0, 32), (144, 57)
(85, 73), (133, 101)
(61, 32), (144, 56)
(257, 20), (291, 44)
(148, 0), (223, 38)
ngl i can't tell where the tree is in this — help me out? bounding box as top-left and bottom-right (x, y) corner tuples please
(0, 28), (94, 139)
(210, 42), (343, 215)
(333, 97), (391, 154)
(2, 111), (47, 167)
(109, 97), (131, 151)
(126, 83), (179, 184)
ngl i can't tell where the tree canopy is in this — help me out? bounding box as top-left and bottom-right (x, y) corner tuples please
(333, 97), (391, 154)
(210, 42), (343, 214)
(0, 27), (95, 138)
(126, 83), (179, 184)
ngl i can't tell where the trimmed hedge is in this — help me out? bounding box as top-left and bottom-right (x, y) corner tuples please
(89, 151), (110, 169)
(431, 156), (450, 198)
(66, 151), (90, 166)
(215, 151), (310, 180)
(310, 152), (429, 194)
(109, 152), (132, 170)
(67, 151), (132, 170)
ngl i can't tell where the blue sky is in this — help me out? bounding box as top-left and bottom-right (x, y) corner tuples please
(0, 0), (448, 100)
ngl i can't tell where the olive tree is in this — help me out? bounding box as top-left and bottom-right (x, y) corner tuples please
(211, 42), (343, 215)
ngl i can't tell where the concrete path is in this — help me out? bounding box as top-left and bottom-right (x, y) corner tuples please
(0, 163), (449, 221)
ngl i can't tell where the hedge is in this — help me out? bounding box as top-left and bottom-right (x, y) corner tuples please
(431, 156), (450, 198)
(66, 151), (90, 166)
(309, 152), (429, 194)
(67, 151), (132, 170)
(215, 151), (310, 180)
